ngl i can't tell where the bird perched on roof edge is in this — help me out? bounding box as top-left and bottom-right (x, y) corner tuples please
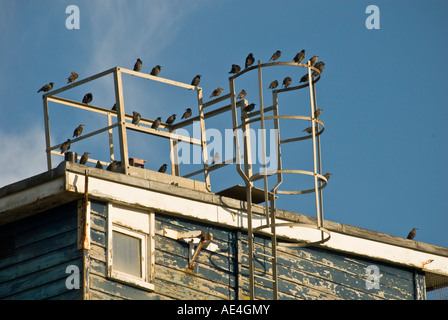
(407, 228), (418, 240)
(79, 152), (90, 165)
(158, 163), (167, 173)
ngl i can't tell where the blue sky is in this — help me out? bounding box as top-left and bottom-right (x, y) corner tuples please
(0, 0), (447, 248)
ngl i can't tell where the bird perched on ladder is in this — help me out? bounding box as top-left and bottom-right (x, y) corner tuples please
(132, 111), (141, 125)
(60, 139), (71, 154)
(308, 55), (319, 66)
(229, 64), (241, 74)
(79, 152), (90, 165)
(152, 117), (162, 130)
(191, 75), (201, 87)
(243, 103), (255, 113)
(82, 93), (93, 104)
(67, 72), (78, 84)
(166, 114), (176, 125)
(407, 228), (418, 240)
(181, 108), (192, 119)
(237, 89), (247, 100)
(282, 77), (292, 88)
(158, 163), (167, 173)
(37, 82), (54, 93)
(245, 53), (255, 69)
(269, 80), (279, 89)
(133, 58), (143, 72)
(269, 50), (281, 62)
(209, 87), (223, 99)
(150, 65), (161, 76)
(293, 50), (306, 63)
(73, 124), (85, 138)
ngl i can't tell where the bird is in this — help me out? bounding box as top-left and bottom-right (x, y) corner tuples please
(133, 58), (143, 72)
(407, 228), (418, 240)
(79, 152), (90, 165)
(303, 127), (313, 134)
(95, 160), (104, 169)
(158, 163), (167, 173)
(166, 114), (176, 125)
(269, 80), (279, 89)
(243, 103), (255, 113)
(237, 89), (247, 100)
(37, 82), (54, 93)
(245, 53), (255, 69)
(320, 173), (332, 183)
(111, 103), (117, 111)
(150, 65), (161, 76)
(73, 124), (85, 138)
(67, 72), (78, 84)
(211, 152), (220, 165)
(299, 73), (309, 83)
(132, 111), (141, 125)
(106, 160), (121, 172)
(308, 55), (318, 66)
(60, 139), (71, 154)
(209, 87), (223, 99)
(314, 108), (323, 119)
(191, 75), (201, 87)
(151, 117), (162, 130)
(229, 64), (241, 74)
(282, 76), (292, 88)
(181, 108), (192, 119)
(314, 61), (325, 72)
(269, 50), (281, 62)
(293, 50), (306, 63)
(82, 93), (93, 104)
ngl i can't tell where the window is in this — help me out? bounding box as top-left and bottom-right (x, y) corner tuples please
(107, 203), (155, 291)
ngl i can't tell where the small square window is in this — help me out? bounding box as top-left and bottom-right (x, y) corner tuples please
(107, 203), (154, 291)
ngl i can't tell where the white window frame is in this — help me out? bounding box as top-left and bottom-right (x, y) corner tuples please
(107, 203), (155, 291)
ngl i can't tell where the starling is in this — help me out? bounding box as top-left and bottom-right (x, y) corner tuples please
(269, 50), (281, 62)
(67, 72), (78, 84)
(111, 103), (117, 111)
(209, 87), (223, 98)
(79, 152), (90, 165)
(303, 127), (313, 134)
(95, 160), (104, 169)
(158, 163), (167, 173)
(37, 82), (54, 93)
(282, 76), (292, 88)
(150, 65), (161, 76)
(315, 108), (323, 119)
(73, 124), (85, 138)
(293, 50), (306, 63)
(229, 64), (241, 74)
(191, 75), (201, 87)
(243, 103), (255, 113)
(407, 228), (418, 240)
(151, 117), (162, 130)
(319, 173), (332, 183)
(245, 53), (255, 69)
(181, 108), (192, 119)
(133, 58), (143, 72)
(314, 61), (325, 72)
(132, 111), (141, 125)
(166, 114), (176, 125)
(60, 139), (71, 154)
(269, 80), (279, 89)
(106, 160), (121, 172)
(237, 89), (247, 100)
(308, 55), (318, 66)
(211, 152), (220, 165)
(82, 93), (93, 104)
(299, 73), (309, 83)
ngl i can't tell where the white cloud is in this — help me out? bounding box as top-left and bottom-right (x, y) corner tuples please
(0, 126), (47, 188)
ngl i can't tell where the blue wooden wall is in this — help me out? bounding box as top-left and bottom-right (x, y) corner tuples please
(0, 199), (425, 300)
(0, 202), (82, 300)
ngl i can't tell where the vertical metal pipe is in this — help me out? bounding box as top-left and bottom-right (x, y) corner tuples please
(197, 88), (211, 191)
(113, 68), (129, 174)
(43, 96), (52, 170)
(107, 112), (115, 163)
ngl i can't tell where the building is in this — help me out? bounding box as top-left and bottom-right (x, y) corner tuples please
(1, 63), (447, 300)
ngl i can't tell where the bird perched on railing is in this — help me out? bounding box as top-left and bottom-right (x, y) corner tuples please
(229, 64), (241, 74)
(243, 103), (255, 113)
(79, 152), (90, 165)
(133, 58), (143, 72)
(132, 111), (141, 125)
(269, 50), (281, 62)
(299, 74), (309, 83)
(237, 89), (247, 100)
(308, 55), (318, 66)
(269, 80), (278, 89)
(282, 77), (292, 88)
(293, 50), (305, 63)
(150, 65), (161, 76)
(315, 109), (323, 119)
(67, 72), (78, 84)
(73, 124), (85, 138)
(245, 53), (255, 69)
(166, 114), (176, 125)
(82, 93), (93, 104)
(181, 108), (192, 119)
(60, 139), (71, 154)
(152, 117), (162, 130)
(209, 87), (223, 99)
(37, 82), (54, 93)
(191, 75), (201, 87)
(407, 228), (418, 240)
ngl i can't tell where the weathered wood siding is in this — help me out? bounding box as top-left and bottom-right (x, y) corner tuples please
(0, 202), (82, 300)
